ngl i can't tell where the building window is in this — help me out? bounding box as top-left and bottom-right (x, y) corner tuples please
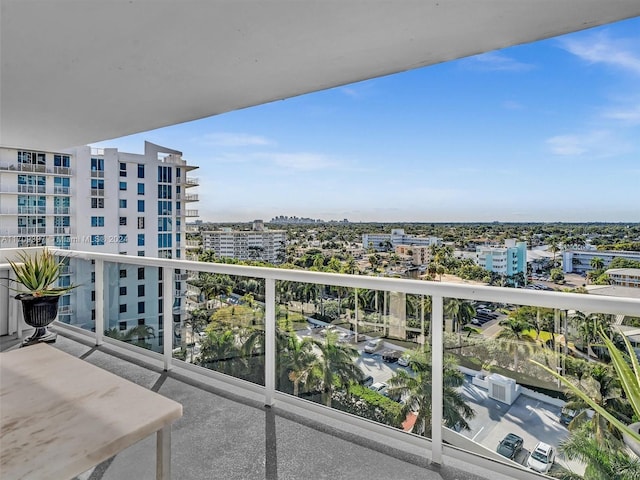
(91, 309), (96, 320)
(119, 181), (127, 191)
(138, 267), (145, 280)
(138, 251), (145, 256)
(89, 179), (103, 190)
(158, 185), (172, 199)
(119, 163), (127, 177)
(137, 164), (145, 178)
(119, 234), (128, 243)
(138, 302), (145, 314)
(91, 198), (104, 208)
(138, 200), (145, 212)
(119, 304), (127, 313)
(91, 290), (95, 301)
(138, 234), (145, 246)
(158, 166), (172, 183)
(90, 216), (104, 227)
(91, 157), (104, 171)
(119, 321), (127, 331)
(119, 199), (127, 208)
(119, 269), (127, 278)
(119, 217), (127, 226)
(138, 217), (145, 229)
(138, 318), (145, 326)
(54, 154), (71, 167)
(90, 235), (105, 246)
(138, 284), (145, 297)
(91, 272), (95, 283)
(119, 286), (127, 296)
(137, 183), (144, 195)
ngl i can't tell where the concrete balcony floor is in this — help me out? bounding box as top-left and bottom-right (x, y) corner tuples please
(0, 329), (511, 480)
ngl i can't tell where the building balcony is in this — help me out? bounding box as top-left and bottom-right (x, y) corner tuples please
(2, 247), (639, 480)
(0, 163), (72, 175)
(182, 193), (198, 202)
(185, 209), (198, 217)
(183, 176), (199, 187)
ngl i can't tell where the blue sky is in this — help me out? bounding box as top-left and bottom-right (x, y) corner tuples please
(92, 17), (640, 223)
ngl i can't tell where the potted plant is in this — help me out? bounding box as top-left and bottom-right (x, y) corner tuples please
(8, 248), (75, 346)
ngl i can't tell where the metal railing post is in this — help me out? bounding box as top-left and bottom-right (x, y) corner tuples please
(163, 267), (173, 371)
(431, 294), (444, 466)
(95, 260), (104, 346)
(265, 278), (276, 406)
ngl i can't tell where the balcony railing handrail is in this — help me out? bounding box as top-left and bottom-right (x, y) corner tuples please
(22, 247), (638, 317)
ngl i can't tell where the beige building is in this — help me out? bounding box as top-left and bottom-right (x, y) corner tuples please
(607, 268), (640, 288)
(395, 245), (431, 266)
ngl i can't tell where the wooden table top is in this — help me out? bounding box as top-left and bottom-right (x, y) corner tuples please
(0, 344), (182, 480)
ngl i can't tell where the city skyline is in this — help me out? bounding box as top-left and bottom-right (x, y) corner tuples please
(91, 17), (640, 224)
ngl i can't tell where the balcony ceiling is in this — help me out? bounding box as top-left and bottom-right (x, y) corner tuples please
(2, 1), (640, 151)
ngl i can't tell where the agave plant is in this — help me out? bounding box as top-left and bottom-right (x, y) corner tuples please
(531, 326), (640, 445)
(8, 249), (75, 297)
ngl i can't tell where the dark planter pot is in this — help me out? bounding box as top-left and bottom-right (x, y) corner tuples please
(16, 294), (60, 346)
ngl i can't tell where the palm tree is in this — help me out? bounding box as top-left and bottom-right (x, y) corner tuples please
(565, 363), (631, 449)
(309, 332), (362, 407)
(497, 317), (532, 370)
(560, 423), (640, 480)
(590, 257), (605, 271)
(282, 334), (319, 397)
(444, 298), (475, 351)
(198, 327), (243, 377)
(387, 350), (475, 437)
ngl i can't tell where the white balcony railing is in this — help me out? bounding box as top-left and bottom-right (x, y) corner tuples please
(2, 246), (639, 480)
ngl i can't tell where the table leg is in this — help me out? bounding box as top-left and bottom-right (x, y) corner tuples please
(156, 426), (171, 480)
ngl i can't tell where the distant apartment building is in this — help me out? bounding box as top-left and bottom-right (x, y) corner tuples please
(606, 268), (640, 288)
(0, 142), (198, 347)
(202, 220), (286, 264)
(362, 229), (442, 252)
(395, 245), (431, 266)
(562, 250), (640, 274)
(476, 239), (527, 276)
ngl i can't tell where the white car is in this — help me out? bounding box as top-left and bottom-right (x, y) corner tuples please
(527, 442), (555, 474)
(364, 338), (383, 353)
(368, 382), (387, 393)
(398, 353), (410, 367)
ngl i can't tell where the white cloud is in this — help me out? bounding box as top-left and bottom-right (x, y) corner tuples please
(547, 134), (588, 156)
(464, 52), (535, 72)
(258, 152), (338, 171)
(602, 103), (640, 125)
(502, 100), (524, 110)
(560, 32), (640, 76)
(199, 132), (275, 147)
(546, 130), (631, 158)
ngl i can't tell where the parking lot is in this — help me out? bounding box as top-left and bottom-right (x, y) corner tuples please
(299, 323), (584, 476)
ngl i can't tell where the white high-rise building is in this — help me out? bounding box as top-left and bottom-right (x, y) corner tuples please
(202, 223), (286, 264)
(362, 229), (442, 252)
(0, 142), (199, 348)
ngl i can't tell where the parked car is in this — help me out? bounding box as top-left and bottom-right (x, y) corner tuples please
(364, 338), (383, 353)
(361, 375), (374, 387)
(320, 325), (337, 336)
(352, 333), (367, 343)
(559, 407), (577, 426)
(368, 381), (387, 393)
(398, 353), (411, 367)
(527, 442), (555, 473)
(382, 350), (401, 363)
(496, 433), (524, 460)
